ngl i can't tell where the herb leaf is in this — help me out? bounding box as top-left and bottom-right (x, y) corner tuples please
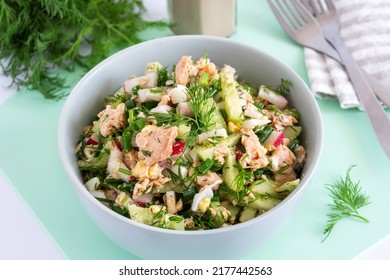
(141, 150), (151, 157)
(276, 78), (292, 95)
(323, 165), (371, 242)
(0, 0), (170, 100)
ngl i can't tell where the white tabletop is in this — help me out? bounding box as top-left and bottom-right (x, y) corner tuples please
(0, 0), (389, 260)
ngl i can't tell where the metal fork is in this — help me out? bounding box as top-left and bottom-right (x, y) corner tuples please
(267, 0), (390, 108)
(267, 0), (390, 159)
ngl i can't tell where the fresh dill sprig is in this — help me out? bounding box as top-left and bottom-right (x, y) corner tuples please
(322, 165), (371, 242)
(0, 0), (170, 100)
(233, 165), (254, 203)
(219, 163), (253, 204)
(150, 81), (218, 147)
(262, 78), (292, 97)
(276, 78), (292, 95)
(187, 82), (217, 133)
(149, 110), (194, 128)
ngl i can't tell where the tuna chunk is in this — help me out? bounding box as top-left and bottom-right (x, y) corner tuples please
(196, 57), (219, 81)
(270, 144), (296, 171)
(240, 128), (269, 169)
(196, 172), (223, 190)
(175, 55), (197, 86)
(135, 125), (178, 165)
(97, 103), (126, 137)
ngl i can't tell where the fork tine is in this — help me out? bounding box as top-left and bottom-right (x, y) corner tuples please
(323, 0), (337, 12)
(267, 0), (295, 37)
(281, 0), (306, 26)
(302, 0), (322, 17)
(274, 0), (301, 30)
(290, 0), (315, 22)
(300, 0), (315, 15)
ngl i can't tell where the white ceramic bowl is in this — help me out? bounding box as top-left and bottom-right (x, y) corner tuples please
(58, 35), (322, 259)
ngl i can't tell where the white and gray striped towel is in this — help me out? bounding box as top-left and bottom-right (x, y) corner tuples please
(304, 0), (390, 109)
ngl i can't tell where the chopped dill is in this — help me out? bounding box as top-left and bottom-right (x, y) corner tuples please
(141, 150), (152, 157)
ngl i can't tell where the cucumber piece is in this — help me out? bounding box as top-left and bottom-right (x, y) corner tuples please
(177, 124), (191, 139)
(248, 196), (281, 211)
(224, 202), (240, 222)
(218, 132), (241, 147)
(283, 126), (302, 141)
(239, 207), (257, 223)
(220, 71), (244, 124)
(222, 147), (240, 191)
(204, 98), (227, 130)
(78, 149), (110, 171)
(165, 214), (185, 230)
(249, 179), (280, 197)
(128, 204), (185, 230)
(275, 179), (300, 193)
(198, 128), (228, 144)
(197, 146), (215, 161)
(196, 133), (241, 161)
(128, 204), (155, 225)
(208, 201), (229, 227)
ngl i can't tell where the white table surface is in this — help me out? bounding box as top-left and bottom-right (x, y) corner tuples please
(0, 0), (389, 260)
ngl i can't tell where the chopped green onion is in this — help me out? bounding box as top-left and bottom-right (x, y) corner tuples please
(118, 167), (131, 176)
(197, 158), (215, 174)
(112, 205), (129, 216)
(169, 215), (184, 222)
(283, 108), (299, 119)
(105, 178), (124, 185)
(133, 118), (146, 131)
(95, 197), (113, 204)
(122, 129), (132, 152)
(256, 125), (273, 143)
(125, 99), (136, 110)
(132, 85), (141, 95)
(141, 101), (159, 110)
(183, 185), (197, 203)
(219, 108), (228, 119)
(117, 182), (136, 192)
(128, 109), (134, 125)
(253, 100), (264, 110)
(150, 88), (163, 93)
(199, 72), (210, 87)
(253, 168), (264, 178)
(288, 138), (300, 151)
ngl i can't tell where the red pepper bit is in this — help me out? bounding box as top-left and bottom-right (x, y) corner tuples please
(235, 149), (243, 160)
(114, 140), (122, 151)
(86, 138), (98, 145)
(273, 132), (285, 148)
(171, 140), (185, 156)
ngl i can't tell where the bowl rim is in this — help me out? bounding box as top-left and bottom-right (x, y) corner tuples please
(58, 35), (323, 236)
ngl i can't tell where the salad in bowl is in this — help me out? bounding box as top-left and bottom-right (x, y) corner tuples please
(75, 54), (306, 231)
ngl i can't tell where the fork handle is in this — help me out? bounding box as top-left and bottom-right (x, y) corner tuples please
(326, 34), (390, 159)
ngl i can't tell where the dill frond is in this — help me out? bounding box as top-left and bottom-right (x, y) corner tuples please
(0, 0), (170, 100)
(322, 165), (371, 242)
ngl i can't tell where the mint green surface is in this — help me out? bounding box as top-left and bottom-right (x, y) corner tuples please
(1, 0), (389, 259)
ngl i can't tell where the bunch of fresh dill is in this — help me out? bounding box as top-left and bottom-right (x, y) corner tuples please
(0, 0), (170, 100)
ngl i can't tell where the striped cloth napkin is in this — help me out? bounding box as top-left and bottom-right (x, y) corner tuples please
(303, 0), (390, 109)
